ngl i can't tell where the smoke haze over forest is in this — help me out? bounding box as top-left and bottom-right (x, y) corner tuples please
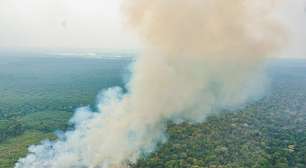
(13, 1), (306, 168)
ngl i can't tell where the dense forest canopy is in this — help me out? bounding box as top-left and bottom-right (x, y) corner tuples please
(0, 54), (305, 168)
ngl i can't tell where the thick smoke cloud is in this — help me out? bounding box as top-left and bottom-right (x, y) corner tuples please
(16, 0), (286, 167)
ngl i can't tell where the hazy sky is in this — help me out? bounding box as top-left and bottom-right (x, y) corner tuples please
(0, 0), (305, 56)
(0, 0), (140, 50)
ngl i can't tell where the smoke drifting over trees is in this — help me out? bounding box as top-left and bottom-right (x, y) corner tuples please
(16, 1), (290, 168)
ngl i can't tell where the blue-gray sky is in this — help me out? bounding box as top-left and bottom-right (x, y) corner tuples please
(0, 0), (305, 57)
(0, 0), (140, 50)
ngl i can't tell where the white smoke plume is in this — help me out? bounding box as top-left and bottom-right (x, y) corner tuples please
(16, 0), (287, 168)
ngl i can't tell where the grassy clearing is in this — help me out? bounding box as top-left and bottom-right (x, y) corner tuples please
(0, 131), (56, 168)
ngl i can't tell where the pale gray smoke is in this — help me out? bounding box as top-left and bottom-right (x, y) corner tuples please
(16, 0), (287, 168)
